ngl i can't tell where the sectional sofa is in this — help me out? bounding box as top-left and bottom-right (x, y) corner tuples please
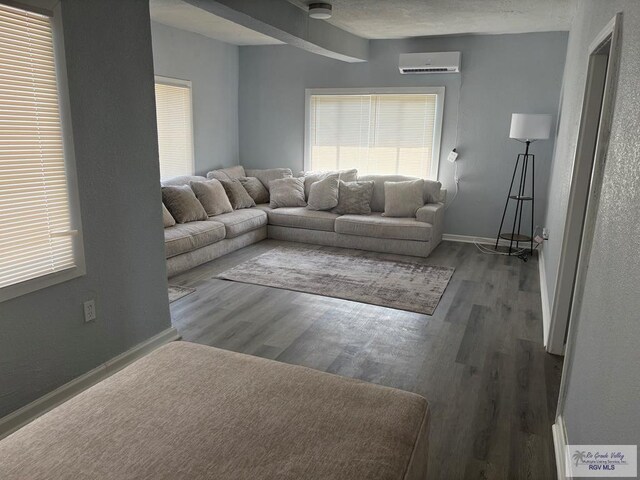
(162, 166), (446, 278)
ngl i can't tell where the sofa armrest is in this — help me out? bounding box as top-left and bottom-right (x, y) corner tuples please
(416, 202), (445, 248)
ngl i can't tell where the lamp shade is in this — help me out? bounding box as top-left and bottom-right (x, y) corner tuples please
(509, 114), (552, 141)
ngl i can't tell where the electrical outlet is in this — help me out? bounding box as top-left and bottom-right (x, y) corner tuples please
(83, 299), (96, 323)
(542, 228), (549, 240)
(447, 149), (459, 163)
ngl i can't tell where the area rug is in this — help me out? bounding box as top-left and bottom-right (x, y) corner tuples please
(168, 285), (196, 303)
(216, 247), (454, 315)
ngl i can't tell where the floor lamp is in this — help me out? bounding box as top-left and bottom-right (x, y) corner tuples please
(495, 113), (552, 255)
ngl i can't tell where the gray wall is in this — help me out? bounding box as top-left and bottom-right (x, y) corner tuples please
(543, 0), (640, 449)
(0, 0), (171, 418)
(238, 32), (568, 237)
(151, 22), (239, 175)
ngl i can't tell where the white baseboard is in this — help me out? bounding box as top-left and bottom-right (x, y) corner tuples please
(0, 326), (180, 440)
(538, 247), (552, 349)
(442, 233), (518, 247)
(552, 415), (568, 480)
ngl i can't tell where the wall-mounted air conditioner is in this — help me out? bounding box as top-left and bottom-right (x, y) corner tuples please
(399, 52), (461, 74)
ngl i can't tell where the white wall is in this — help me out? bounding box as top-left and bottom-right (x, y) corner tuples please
(0, 0), (171, 418)
(238, 33), (568, 238)
(544, 0), (640, 449)
(151, 22), (239, 175)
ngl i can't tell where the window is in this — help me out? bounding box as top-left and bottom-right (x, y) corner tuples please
(154, 77), (194, 180)
(305, 88), (444, 179)
(0, 2), (84, 302)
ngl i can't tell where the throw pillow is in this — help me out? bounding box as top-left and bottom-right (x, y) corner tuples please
(301, 169), (357, 199)
(161, 185), (208, 223)
(269, 177), (306, 209)
(245, 168), (293, 191)
(218, 178), (256, 209)
(190, 179), (233, 216)
(307, 175), (339, 211)
(332, 181), (374, 215)
(423, 179), (443, 203)
(238, 177), (270, 204)
(382, 179), (425, 218)
(162, 203), (176, 228)
(206, 165), (246, 181)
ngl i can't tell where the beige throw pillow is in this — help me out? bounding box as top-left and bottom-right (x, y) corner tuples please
(332, 181), (374, 215)
(269, 177), (306, 209)
(218, 178), (256, 209)
(190, 179), (233, 216)
(245, 168), (293, 191)
(307, 175), (339, 211)
(301, 169), (357, 199)
(161, 185), (208, 223)
(382, 179), (425, 218)
(162, 203), (176, 228)
(238, 177), (270, 204)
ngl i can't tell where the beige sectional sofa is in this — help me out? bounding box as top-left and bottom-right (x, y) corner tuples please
(162, 167), (445, 278)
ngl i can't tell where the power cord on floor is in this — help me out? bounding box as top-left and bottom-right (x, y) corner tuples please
(473, 226), (543, 261)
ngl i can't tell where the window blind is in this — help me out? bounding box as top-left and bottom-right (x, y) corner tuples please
(309, 93), (439, 178)
(0, 3), (76, 290)
(154, 81), (193, 180)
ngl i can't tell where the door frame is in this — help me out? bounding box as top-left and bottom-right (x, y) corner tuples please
(546, 13), (622, 355)
(552, 12), (623, 478)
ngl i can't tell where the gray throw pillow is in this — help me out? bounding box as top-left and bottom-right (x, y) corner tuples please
(307, 175), (339, 211)
(238, 177), (270, 204)
(190, 179), (233, 216)
(269, 177), (306, 209)
(161, 185), (208, 223)
(382, 179), (425, 218)
(218, 178), (256, 210)
(162, 203), (176, 228)
(301, 169), (357, 199)
(332, 181), (374, 215)
(245, 168), (293, 191)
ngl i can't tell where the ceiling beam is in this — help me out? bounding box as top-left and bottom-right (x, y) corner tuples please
(184, 0), (369, 62)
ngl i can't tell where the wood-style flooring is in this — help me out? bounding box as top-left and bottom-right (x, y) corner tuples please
(169, 239), (563, 480)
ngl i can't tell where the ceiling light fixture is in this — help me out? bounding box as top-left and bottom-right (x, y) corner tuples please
(308, 3), (332, 20)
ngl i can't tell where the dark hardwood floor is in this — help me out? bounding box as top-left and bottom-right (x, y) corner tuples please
(169, 239), (563, 480)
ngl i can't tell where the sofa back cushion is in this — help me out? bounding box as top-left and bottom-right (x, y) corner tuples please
(357, 174), (442, 211)
(190, 179), (233, 216)
(161, 175), (207, 187)
(161, 185), (208, 223)
(298, 169), (358, 199)
(245, 168), (293, 191)
(206, 165), (246, 181)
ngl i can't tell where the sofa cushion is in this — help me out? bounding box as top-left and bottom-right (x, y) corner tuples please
(164, 220), (226, 258)
(190, 179), (233, 217)
(357, 175), (442, 212)
(332, 180), (374, 215)
(161, 185), (208, 223)
(265, 207), (340, 232)
(383, 179), (425, 218)
(300, 169), (357, 199)
(335, 213), (432, 242)
(238, 177), (270, 204)
(161, 175), (207, 187)
(245, 168), (293, 191)
(213, 208), (267, 238)
(219, 178), (256, 210)
(307, 175), (339, 211)
(162, 203), (176, 228)
(206, 165), (246, 181)
(269, 177), (307, 209)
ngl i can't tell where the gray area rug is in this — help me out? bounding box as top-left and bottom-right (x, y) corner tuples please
(217, 247), (455, 315)
(168, 285), (196, 303)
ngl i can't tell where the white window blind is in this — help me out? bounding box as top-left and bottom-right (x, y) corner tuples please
(308, 92), (442, 178)
(0, 3), (77, 291)
(154, 80), (193, 180)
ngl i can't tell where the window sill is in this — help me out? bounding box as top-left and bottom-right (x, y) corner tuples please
(0, 266), (86, 304)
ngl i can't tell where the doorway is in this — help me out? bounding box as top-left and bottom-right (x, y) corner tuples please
(551, 12), (622, 478)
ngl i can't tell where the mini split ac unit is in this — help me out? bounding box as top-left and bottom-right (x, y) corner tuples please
(399, 52), (461, 74)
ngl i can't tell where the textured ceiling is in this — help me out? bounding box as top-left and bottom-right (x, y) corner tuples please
(288, 0), (573, 38)
(149, 0), (283, 45)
